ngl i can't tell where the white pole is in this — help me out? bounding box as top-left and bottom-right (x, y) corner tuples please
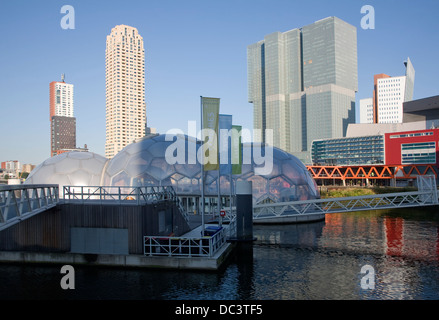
(200, 96), (205, 236)
(230, 172), (233, 215)
(217, 122), (221, 223)
(218, 169), (221, 226)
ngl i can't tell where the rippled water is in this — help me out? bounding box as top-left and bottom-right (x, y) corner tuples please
(1, 207), (438, 300)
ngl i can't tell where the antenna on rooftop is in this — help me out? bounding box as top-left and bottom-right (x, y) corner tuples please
(61, 74), (65, 82)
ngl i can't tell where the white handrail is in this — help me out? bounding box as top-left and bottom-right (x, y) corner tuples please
(62, 185), (190, 222)
(253, 176), (438, 220)
(144, 224), (231, 258)
(0, 184), (59, 230)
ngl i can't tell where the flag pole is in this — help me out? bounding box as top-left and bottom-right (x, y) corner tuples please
(200, 96), (205, 236)
(218, 165), (221, 226)
(230, 171), (233, 216)
(229, 129), (233, 219)
(217, 124), (221, 226)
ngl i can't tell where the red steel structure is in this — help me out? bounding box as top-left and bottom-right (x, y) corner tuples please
(309, 128), (439, 184)
(307, 164), (438, 182)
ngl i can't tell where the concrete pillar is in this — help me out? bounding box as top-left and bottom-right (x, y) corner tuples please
(236, 181), (254, 241)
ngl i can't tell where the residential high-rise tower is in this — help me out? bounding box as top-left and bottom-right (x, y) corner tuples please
(50, 74), (76, 156)
(359, 57), (415, 124)
(248, 17), (358, 163)
(105, 25), (146, 159)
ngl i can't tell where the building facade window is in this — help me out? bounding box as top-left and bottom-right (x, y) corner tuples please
(401, 142), (436, 164)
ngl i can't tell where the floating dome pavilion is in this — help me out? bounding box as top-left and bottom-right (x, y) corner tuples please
(24, 151), (108, 196)
(101, 134), (320, 204)
(25, 134), (319, 203)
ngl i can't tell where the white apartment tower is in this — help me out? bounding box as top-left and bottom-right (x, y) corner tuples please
(50, 75), (74, 118)
(50, 75), (76, 156)
(376, 75), (407, 123)
(105, 25), (146, 159)
(359, 97), (373, 124)
(359, 57), (415, 124)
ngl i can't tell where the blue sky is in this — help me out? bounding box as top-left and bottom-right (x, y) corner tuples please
(1, 0), (439, 165)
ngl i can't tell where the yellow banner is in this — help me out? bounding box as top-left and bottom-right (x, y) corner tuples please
(201, 97), (220, 171)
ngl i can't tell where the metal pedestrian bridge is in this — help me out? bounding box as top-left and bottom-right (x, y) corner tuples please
(253, 175), (438, 223)
(0, 184), (59, 232)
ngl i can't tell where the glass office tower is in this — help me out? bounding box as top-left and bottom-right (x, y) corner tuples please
(248, 17), (357, 164)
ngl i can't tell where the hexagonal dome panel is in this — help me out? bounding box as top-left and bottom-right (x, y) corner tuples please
(102, 134), (319, 203)
(24, 151), (108, 196)
(26, 135), (319, 204)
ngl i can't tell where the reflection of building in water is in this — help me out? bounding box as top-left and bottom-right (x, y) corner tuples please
(380, 214), (439, 299)
(316, 210), (439, 299)
(384, 216), (439, 261)
(321, 212), (383, 252)
(322, 211), (439, 261)
(253, 221), (325, 247)
(384, 217), (404, 257)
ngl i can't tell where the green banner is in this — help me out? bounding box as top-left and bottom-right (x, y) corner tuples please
(202, 97), (220, 171)
(231, 125), (242, 174)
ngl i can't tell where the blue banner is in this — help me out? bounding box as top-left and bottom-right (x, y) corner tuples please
(219, 114), (232, 175)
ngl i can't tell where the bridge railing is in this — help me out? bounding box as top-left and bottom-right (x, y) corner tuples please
(63, 185), (176, 203)
(0, 184), (59, 231)
(253, 176), (438, 221)
(62, 185), (189, 222)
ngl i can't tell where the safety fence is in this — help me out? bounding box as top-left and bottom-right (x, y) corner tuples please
(0, 184), (59, 231)
(63, 185), (179, 204)
(253, 175), (438, 221)
(144, 227), (226, 257)
(144, 210), (236, 258)
(63, 185), (189, 222)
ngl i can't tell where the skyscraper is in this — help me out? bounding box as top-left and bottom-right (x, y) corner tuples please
(50, 74), (74, 119)
(359, 57), (415, 124)
(105, 25), (146, 159)
(50, 75), (76, 156)
(248, 17), (357, 163)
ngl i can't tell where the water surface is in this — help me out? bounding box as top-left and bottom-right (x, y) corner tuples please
(0, 208), (438, 300)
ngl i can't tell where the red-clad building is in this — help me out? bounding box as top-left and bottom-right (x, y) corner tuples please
(310, 127), (439, 185)
(384, 128), (439, 167)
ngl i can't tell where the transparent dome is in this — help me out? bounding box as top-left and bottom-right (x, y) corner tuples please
(24, 151), (108, 196)
(102, 134), (319, 203)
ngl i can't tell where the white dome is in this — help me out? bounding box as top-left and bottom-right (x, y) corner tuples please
(24, 151), (108, 196)
(102, 134), (319, 203)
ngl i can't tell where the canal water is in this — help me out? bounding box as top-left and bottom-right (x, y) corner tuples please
(0, 207), (438, 300)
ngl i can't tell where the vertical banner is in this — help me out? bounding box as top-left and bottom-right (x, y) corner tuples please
(201, 97), (220, 171)
(231, 125), (242, 175)
(219, 114), (233, 175)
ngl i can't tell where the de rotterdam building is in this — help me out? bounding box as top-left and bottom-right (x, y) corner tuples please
(248, 16), (358, 164)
